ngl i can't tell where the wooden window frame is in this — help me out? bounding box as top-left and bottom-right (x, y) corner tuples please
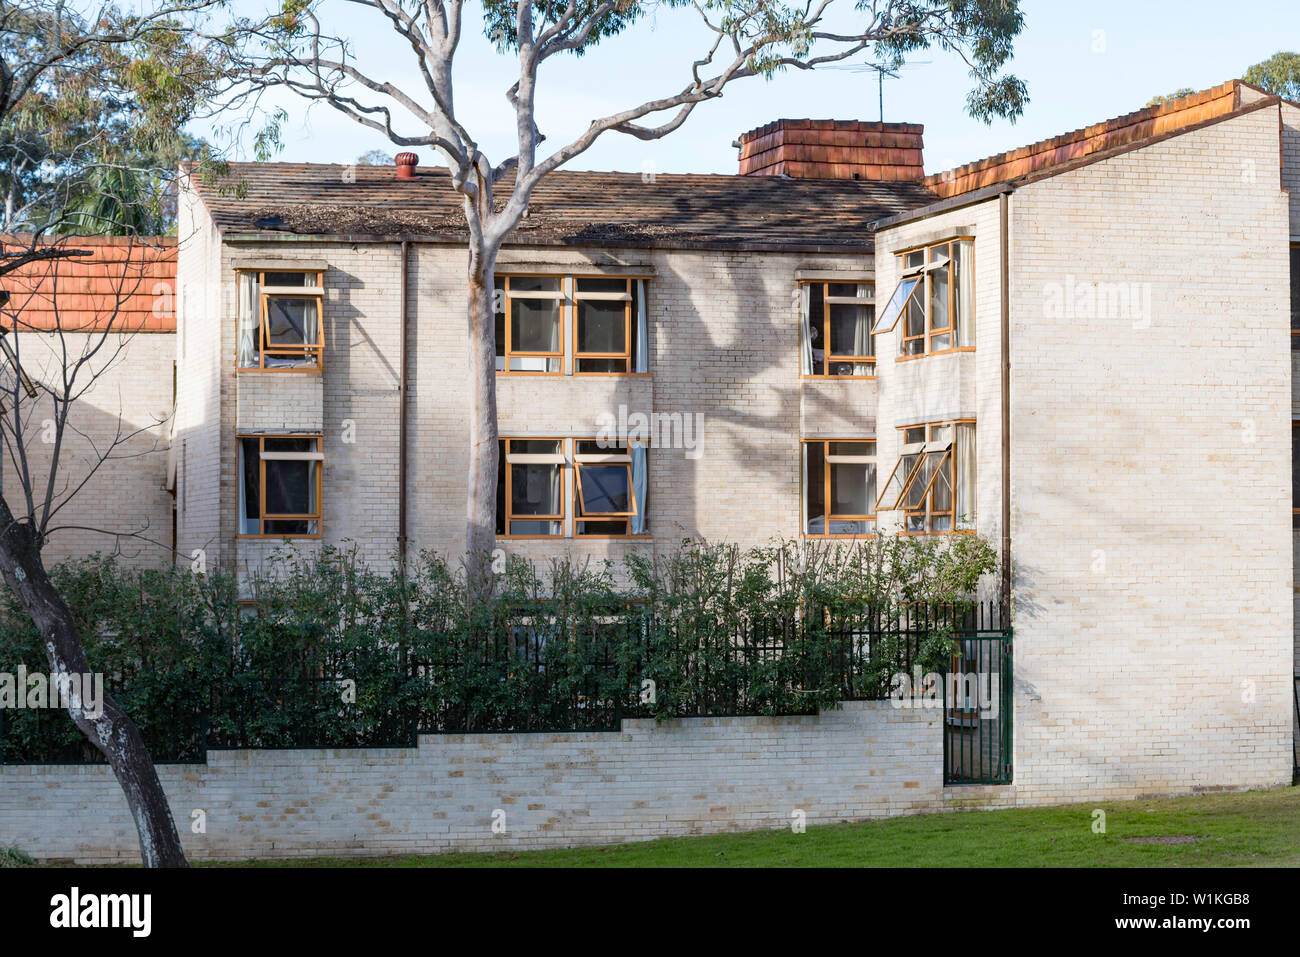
(890, 420), (975, 536)
(495, 274), (566, 376)
(573, 438), (651, 539)
(801, 438), (877, 539)
(237, 270), (326, 372)
(500, 436), (566, 539)
(236, 433), (323, 539)
(574, 277), (639, 376)
(892, 238), (975, 362)
(799, 281), (876, 379)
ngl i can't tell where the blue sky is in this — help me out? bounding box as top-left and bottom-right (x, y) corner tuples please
(197, 0), (1300, 176)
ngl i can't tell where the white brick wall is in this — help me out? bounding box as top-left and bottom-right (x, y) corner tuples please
(0, 703), (947, 863)
(1006, 105), (1294, 801)
(0, 331), (174, 567)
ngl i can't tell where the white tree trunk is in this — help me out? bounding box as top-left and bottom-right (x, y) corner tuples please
(464, 236), (500, 599)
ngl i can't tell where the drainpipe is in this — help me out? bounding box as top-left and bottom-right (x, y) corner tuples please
(999, 191), (1012, 623)
(398, 240), (409, 583)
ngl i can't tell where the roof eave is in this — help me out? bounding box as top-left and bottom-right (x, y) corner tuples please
(218, 231), (878, 255)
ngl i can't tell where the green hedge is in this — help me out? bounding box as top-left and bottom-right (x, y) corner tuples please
(0, 536), (998, 761)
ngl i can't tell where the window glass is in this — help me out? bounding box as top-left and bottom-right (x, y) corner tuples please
(579, 465), (631, 515)
(831, 459), (874, 516)
(575, 277), (626, 294)
(509, 276), (562, 293)
(805, 442), (826, 535)
(576, 299), (626, 354)
(265, 298), (316, 346)
(829, 303), (870, 357)
(872, 276), (920, 334)
(511, 298), (561, 353)
(263, 271), (316, 287)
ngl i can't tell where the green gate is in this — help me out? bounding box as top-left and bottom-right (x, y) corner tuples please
(942, 630), (1013, 785)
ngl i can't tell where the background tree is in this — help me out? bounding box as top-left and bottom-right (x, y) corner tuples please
(221, 0), (1028, 596)
(1144, 87), (1195, 108)
(1244, 51), (1300, 101)
(0, 0), (237, 867)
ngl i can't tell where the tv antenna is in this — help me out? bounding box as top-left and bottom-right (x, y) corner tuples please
(826, 60), (932, 124)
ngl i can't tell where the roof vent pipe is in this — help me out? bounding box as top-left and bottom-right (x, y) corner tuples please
(395, 152), (419, 180)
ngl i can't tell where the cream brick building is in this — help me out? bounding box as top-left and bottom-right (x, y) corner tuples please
(0, 237), (175, 568)
(16, 81), (1293, 826)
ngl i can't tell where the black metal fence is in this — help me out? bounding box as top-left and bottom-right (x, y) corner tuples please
(0, 601), (1010, 772)
(943, 633), (1013, 785)
(1293, 674), (1299, 777)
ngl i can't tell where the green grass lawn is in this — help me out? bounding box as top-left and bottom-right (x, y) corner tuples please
(222, 786), (1300, 868)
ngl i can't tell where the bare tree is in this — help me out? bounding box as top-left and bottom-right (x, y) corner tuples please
(221, 0), (1027, 595)
(0, 233), (185, 866)
(0, 0), (239, 867)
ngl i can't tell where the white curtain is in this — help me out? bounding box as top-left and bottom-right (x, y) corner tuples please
(549, 465), (563, 533)
(955, 423), (977, 529)
(630, 444), (648, 534)
(799, 284), (813, 375)
(955, 240), (975, 347)
(634, 279), (649, 373)
(302, 299), (319, 355)
(854, 282), (873, 374)
(237, 273), (259, 367)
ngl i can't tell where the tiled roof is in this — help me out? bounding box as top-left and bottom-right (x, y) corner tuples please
(923, 80), (1253, 199)
(1, 236), (176, 333)
(190, 163), (938, 251)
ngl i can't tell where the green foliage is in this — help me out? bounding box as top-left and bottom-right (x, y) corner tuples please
(0, 537), (998, 760)
(1144, 88), (1196, 108)
(1244, 51), (1300, 101)
(0, 2), (225, 233)
(0, 844), (35, 867)
(478, 0), (1027, 123)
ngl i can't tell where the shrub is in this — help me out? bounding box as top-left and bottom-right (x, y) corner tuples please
(0, 535), (998, 759)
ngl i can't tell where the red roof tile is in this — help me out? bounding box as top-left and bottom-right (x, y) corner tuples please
(923, 80), (1250, 199)
(1, 236), (176, 333)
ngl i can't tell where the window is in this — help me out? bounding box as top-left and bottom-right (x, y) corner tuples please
(574, 277), (648, 374)
(574, 438), (649, 537)
(800, 282), (874, 376)
(494, 438), (650, 538)
(1291, 244), (1300, 351)
(803, 440), (876, 537)
(876, 421), (976, 533)
(873, 239), (974, 356)
(495, 438), (565, 537)
(495, 274), (650, 375)
(494, 275), (564, 373)
(237, 434), (322, 536)
(236, 270), (324, 370)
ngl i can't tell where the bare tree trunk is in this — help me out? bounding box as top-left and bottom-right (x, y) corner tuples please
(0, 500), (187, 867)
(464, 238), (500, 600)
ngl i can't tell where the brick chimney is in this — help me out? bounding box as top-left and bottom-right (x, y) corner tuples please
(737, 119), (924, 181)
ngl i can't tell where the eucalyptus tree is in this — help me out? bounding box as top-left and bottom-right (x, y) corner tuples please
(1244, 51), (1300, 101)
